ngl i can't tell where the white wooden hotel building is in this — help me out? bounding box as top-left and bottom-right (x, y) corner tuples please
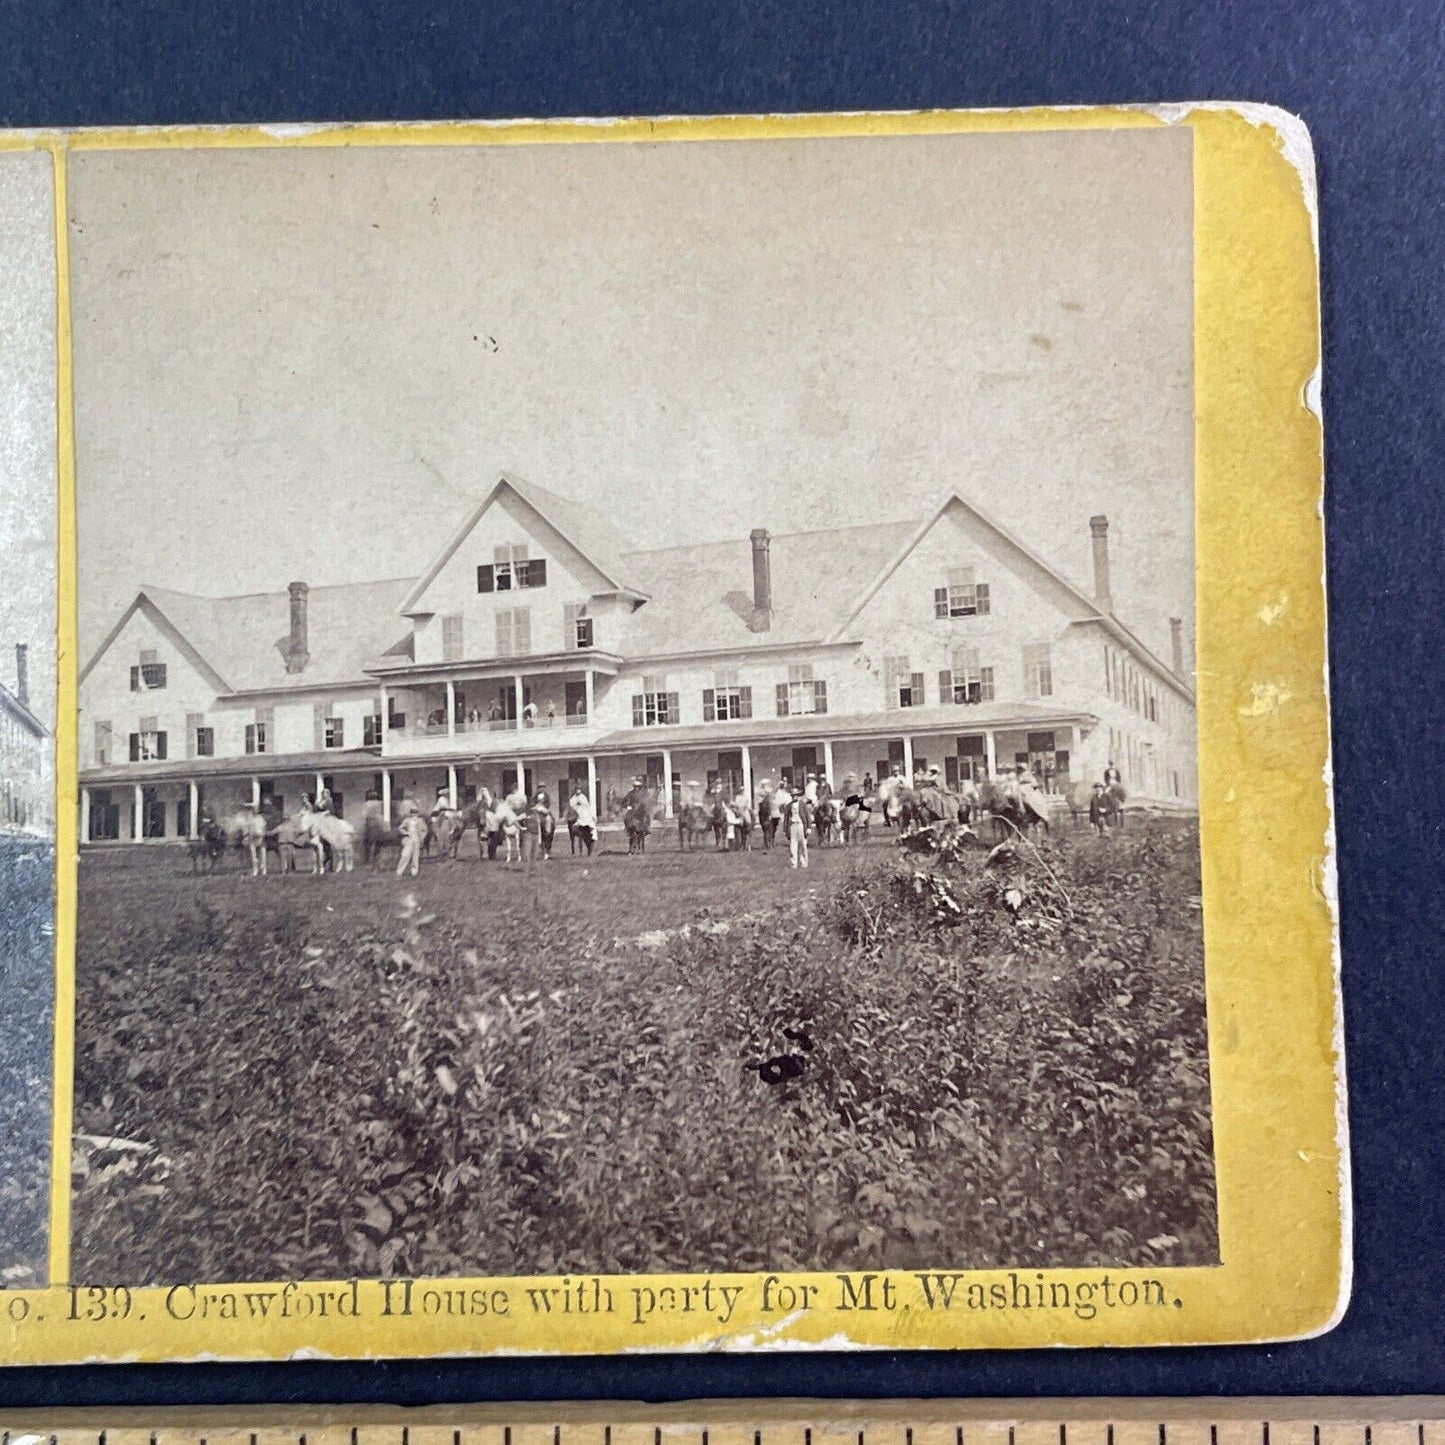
(77, 475), (1197, 843)
(2, 643), (51, 836)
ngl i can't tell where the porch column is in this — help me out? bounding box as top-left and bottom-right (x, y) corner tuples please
(514, 758), (526, 798)
(741, 744), (753, 801)
(1070, 723), (1082, 787)
(447, 763), (458, 809)
(381, 768), (393, 824)
(188, 780), (199, 839)
(586, 754), (598, 814)
(315, 771), (326, 799)
(661, 747), (674, 817)
(823, 739), (835, 789)
(514, 673), (525, 727)
(446, 679), (456, 738)
(984, 729), (997, 779)
(901, 736), (914, 780)
(80, 786), (91, 845)
(379, 684), (390, 756)
(133, 783), (143, 840)
(584, 667), (595, 721)
(251, 775), (261, 808)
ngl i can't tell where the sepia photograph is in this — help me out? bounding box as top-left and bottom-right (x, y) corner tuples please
(0, 146), (58, 1290)
(65, 128), (1215, 1286)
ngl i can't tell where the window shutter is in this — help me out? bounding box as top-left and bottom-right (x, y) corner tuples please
(529, 559), (547, 588)
(980, 667), (995, 700)
(130, 665), (140, 692)
(911, 672), (925, 705)
(938, 669), (953, 703)
(739, 686), (753, 719)
(495, 610), (511, 655)
(632, 695), (644, 727)
(186, 712), (201, 759)
(156, 732), (168, 761)
(314, 702), (327, 749)
(702, 688), (716, 722)
(666, 692), (680, 724)
(933, 587), (949, 619)
(477, 563), (495, 592)
(129, 732), (140, 762)
(814, 680), (827, 714)
(776, 682), (789, 717)
(975, 583), (991, 615)
(516, 609), (532, 654)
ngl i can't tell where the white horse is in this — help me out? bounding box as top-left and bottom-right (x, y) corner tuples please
(227, 806), (269, 876)
(486, 796), (523, 863)
(298, 806), (356, 873)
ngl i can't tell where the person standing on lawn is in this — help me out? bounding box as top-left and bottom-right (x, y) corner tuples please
(395, 808), (427, 877)
(785, 789), (811, 869)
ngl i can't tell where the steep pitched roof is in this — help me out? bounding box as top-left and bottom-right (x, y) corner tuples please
(0, 680), (46, 739)
(830, 491), (1194, 702)
(398, 472), (648, 616)
(82, 580), (415, 695)
(83, 483), (1191, 703)
(617, 522), (915, 656)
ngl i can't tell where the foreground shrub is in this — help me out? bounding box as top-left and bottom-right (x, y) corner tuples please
(72, 823), (1215, 1281)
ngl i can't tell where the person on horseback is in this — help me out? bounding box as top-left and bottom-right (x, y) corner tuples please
(1103, 759), (1121, 789)
(315, 782), (334, 816)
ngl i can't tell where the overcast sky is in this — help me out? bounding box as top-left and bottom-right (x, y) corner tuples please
(0, 150), (57, 731)
(68, 126), (1193, 666)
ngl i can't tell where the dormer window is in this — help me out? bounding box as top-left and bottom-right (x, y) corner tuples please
(478, 544), (547, 593)
(565, 602), (594, 650)
(934, 567), (991, 619)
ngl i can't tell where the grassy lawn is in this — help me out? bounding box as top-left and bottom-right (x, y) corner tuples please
(71, 818), (1216, 1284)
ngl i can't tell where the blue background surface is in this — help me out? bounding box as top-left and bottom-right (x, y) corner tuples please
(0, 0), (1440, 1407)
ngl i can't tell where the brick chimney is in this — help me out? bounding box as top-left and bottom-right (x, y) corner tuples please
(282, 581), (310, 674)
(1170, 616), (1184, 676)
(1089, 515), (1113, 612)
(749, 528), (772, 632)
(14, 642), (27, 706)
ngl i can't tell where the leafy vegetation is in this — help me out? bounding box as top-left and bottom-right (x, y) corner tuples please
(0, 832), (55, 1287)
(71, 822), (1215, 1283)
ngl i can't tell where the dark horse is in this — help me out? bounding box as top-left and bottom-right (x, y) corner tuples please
(187, 818), (227, 873)
(676, 801), (712, 851)
(756, 792), (779, 850)
(625, 797), (653, 855)
(978, 779), (1051, 841)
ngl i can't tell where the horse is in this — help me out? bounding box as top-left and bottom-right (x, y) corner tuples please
(430, 808), (468, 860)
(624, 797), (652, 855)
(755, 791), (776, 850)
(226, 806), (269, 876)
(361, 811), (402, 866)
(273, 814), (321, 873)
(839, 796), (873, 845)
(676, 801), (711, 851)
(881, 781), (961, 836)
(187, 818), (227, 874)
(813, 796), (841, 848)
(298, 806), (356, 873)
(487, 799), (522, 863)
(978, 778), (1052, 841)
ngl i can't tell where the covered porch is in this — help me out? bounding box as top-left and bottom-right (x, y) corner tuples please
(372, 653), (621, 759)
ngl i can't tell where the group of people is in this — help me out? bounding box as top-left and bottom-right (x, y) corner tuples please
(276, 750), (1130, 881)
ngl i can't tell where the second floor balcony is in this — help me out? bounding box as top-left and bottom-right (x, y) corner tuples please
(381, 668), (598, 758)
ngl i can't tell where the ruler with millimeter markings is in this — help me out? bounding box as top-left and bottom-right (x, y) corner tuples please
(1, 1400), (1443, 1445)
